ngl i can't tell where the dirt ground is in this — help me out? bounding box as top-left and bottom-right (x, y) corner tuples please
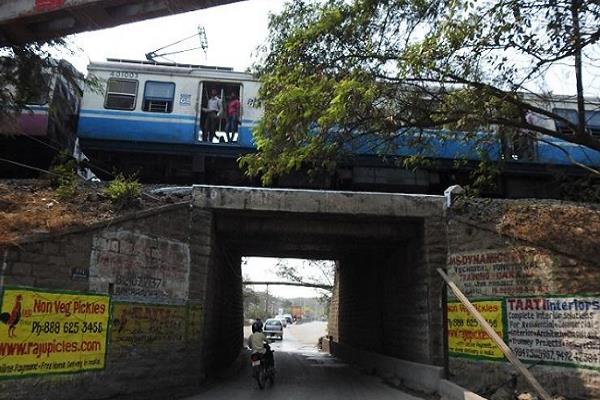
(0, 179), (190, 246)
(498, 202), (600, 264)
(451, 196), (600, 263)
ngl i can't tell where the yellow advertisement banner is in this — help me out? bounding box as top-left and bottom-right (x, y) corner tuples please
(111, 303), (186, 354)
(0, 287), (110, 378)
(447, 300), (505, 360)
(187, 303), (203, 342)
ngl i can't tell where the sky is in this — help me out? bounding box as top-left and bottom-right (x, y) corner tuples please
(62, 0), (600, 97)
(67, 0), (285, 74)
(243, 257), (334, 299)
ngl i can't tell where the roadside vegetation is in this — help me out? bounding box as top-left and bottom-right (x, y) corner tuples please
(241, 0), (600, 193)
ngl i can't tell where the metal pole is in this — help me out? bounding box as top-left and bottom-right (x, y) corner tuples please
(265, 284), (269, 316)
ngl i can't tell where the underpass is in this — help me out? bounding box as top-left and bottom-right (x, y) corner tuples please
(185, 321), (424, 400)
(194, 186), (447, 393)
(0, 185), (449, 399)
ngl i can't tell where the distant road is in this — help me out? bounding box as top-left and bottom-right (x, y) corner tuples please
(185, 321), (423, 400)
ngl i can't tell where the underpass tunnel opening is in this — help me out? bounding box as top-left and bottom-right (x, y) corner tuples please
(241, 257), (335, 324)
(196, 208), (445, 374)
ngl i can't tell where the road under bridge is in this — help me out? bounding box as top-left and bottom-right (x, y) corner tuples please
(0, 185), (455, 400)
(0, 0), (246, 44)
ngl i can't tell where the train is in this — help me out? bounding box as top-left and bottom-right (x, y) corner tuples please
(77, 58), (260, 183)
(0, 60), (83, 178)
(6, 57), (600, 196)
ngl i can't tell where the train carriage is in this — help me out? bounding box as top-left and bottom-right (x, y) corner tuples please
(76, 58), (600, 195)
(0, 59), (83, 178)
(77, 59), (262, 181)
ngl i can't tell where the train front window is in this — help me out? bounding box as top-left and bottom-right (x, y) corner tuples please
(105, 78), (138, 110)
(143, 81), (175, 113)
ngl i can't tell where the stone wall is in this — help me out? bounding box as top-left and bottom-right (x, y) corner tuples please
(0, 204), (215, 400)
(446, 197), (600, 400)
(328, 267), (340, 342)
(334, 216), (446, 367)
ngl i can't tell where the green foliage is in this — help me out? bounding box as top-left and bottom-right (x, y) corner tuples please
(242, 0), (600, 186)
(104, 174), (142, 207)
(465, 157), (502, 197)
(49, 156), (78, 200)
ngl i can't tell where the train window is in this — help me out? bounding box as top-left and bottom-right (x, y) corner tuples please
(142, 81), (175, 113)
(105, 78), (138, 110)
(553, 108), (600, 136)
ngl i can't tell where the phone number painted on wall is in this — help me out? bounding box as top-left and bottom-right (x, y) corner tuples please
(448, 296), (600, 369)
(448, 300), (505, 360)
(0, 288), (110, 378)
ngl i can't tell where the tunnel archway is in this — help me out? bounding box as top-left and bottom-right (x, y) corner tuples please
(189, 186), (447, 389)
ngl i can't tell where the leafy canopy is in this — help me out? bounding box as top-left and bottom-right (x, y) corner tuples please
(241, 0), (600, 184)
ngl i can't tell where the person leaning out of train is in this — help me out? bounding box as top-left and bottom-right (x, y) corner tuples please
(226, 92), (241, 142)
(202, 89), (222, 143)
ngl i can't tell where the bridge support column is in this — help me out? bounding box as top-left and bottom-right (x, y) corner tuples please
(189, 208), (243, 375)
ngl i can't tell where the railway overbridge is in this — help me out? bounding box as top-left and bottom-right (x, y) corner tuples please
(0, 0), (246, 44)
(0, 185), (449, 399)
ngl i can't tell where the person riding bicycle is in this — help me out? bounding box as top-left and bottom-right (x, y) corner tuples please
(248, 321), (274, 368)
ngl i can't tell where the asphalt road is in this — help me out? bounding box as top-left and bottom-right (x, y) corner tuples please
(183, 321), (423, 400)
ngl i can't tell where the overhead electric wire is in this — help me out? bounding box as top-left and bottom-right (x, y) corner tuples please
(0, 156), (63, 178)
(153, 46), (205, 59)
(0, 156), (160, 202)
(150, 32), (202, 54)
(21, 134), (115, 178)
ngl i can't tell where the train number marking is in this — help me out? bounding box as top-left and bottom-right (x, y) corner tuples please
(110, 71), (139, 79)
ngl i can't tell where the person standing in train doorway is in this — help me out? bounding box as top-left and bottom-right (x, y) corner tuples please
(225, 92), (241, 143)
(202, 89), (222, 143)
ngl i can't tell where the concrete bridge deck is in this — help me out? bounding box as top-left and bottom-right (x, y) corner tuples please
(0, 0), (245, 44)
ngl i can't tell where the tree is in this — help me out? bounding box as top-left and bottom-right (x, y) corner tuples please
(274, 259), (335, 315)
(0, 39), (78, 134)
(241, 0), (600, 185)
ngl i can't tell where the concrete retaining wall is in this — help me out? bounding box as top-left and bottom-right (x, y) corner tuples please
(328, 339), (444, 394)
(325, 338), (487, 400)
(0, 202), (250, 400)
(446, 196), (600, 399)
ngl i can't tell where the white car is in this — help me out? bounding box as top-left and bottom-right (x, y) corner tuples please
(274, 315), (287, 327)
(263, 319), (284, 340)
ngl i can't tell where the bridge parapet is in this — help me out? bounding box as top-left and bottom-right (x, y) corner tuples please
(193, 185), (445, 218)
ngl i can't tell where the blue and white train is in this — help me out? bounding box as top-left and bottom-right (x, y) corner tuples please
(75, 58), (600, 193)
(78, 59), (261, 147)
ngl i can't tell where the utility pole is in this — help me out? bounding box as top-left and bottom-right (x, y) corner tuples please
(265, 284), (269, 316)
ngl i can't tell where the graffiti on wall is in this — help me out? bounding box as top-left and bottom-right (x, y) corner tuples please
(448, 296), (600, 369)
(0, 287), (109, 378)
(89, 230), (191, 303)
(447, 248), (552, 297)
(186, 303), (203, 342)
(111, 303), (186, 354)
(448, 300), (505, 360)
